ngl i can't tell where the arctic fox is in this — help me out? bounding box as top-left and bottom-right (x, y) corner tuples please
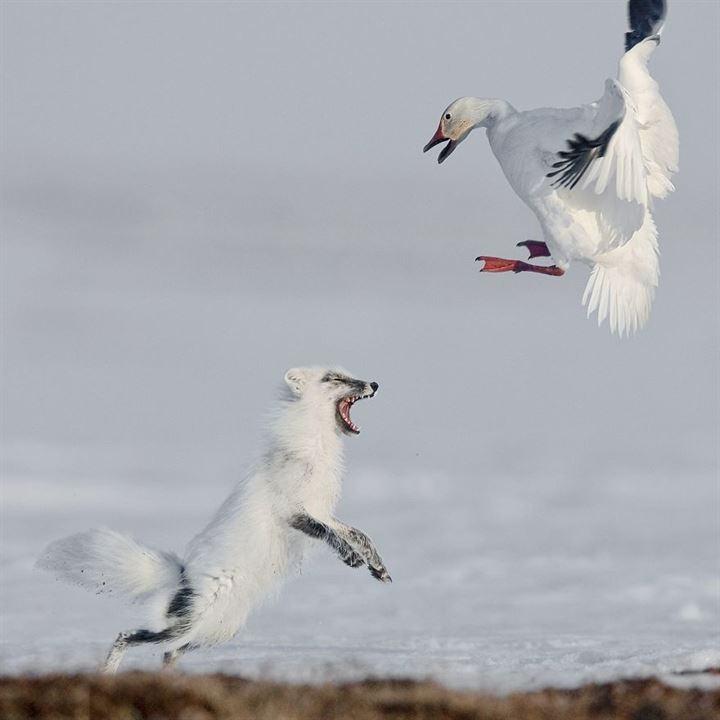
(37, 367), (390, 673)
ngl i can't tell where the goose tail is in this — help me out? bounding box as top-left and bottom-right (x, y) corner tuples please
(583, 211), (659, 337)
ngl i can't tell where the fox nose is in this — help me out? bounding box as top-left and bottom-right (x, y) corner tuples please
(370, 382), (379, 394)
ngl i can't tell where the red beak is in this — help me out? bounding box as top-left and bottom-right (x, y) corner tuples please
(423, 123), (447, 153)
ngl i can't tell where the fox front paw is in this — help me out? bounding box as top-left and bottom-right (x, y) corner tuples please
(369, 564), (392, 583)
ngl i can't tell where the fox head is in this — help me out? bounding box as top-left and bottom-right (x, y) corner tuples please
(283, 367), (379, 436)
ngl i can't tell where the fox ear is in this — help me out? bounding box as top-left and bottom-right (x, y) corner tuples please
(284, 368), (308, 395)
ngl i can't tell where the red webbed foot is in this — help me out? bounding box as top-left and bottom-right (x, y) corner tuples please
(517, 240), (551, 259)
(475, 256), (565, 277)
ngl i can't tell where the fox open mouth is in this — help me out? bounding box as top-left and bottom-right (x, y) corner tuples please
(336, 394), (371, 435)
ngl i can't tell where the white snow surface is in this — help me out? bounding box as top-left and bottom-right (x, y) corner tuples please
(2, 442), (717, 691)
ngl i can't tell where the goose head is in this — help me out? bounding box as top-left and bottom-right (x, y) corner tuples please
(423, 97), (501, 163)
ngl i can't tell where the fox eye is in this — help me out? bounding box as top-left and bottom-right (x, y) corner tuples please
(445, 113), (451, 120)
(321, 373), (344, 384)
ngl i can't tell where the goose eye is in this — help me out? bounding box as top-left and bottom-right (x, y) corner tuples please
(445, 113), (451, 120)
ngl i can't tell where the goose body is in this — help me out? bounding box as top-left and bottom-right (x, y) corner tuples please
(424, 0), (678, 336)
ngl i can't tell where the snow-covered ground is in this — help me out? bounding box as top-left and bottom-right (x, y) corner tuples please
(2, 437), (717, 691)
(2, 0), (718, 693)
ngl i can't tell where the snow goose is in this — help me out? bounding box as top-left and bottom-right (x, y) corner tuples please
(423, 0), (678, 336)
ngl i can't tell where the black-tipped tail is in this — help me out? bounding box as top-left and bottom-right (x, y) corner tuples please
(625, 0), (667, 51)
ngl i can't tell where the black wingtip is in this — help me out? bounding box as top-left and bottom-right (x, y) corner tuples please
(625, 0), (667, 52)
(546, 120), (621, 191)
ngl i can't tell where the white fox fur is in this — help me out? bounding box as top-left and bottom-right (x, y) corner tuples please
(37, 366), (389, 673)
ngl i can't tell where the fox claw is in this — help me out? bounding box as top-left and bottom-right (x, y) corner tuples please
(369, 565), (392, 583)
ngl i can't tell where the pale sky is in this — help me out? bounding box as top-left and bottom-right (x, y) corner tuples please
(2, 0), (718, 481)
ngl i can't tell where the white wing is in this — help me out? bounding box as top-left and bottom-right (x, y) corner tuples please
(579, 80), (648, 207)
(618, 38), (679, 198)
(538, 0), (677, 336)
(545, 78), (647, 250)
(544, 26), (678, 248)
(579, 35), (677, 336)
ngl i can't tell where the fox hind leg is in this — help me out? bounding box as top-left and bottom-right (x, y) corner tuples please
(162, 643), (191, 671)
(101, 627), (186, 674)
(102, 631), (130, 674)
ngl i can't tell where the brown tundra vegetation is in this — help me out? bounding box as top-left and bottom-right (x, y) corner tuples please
(1, 672), (719, 720)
